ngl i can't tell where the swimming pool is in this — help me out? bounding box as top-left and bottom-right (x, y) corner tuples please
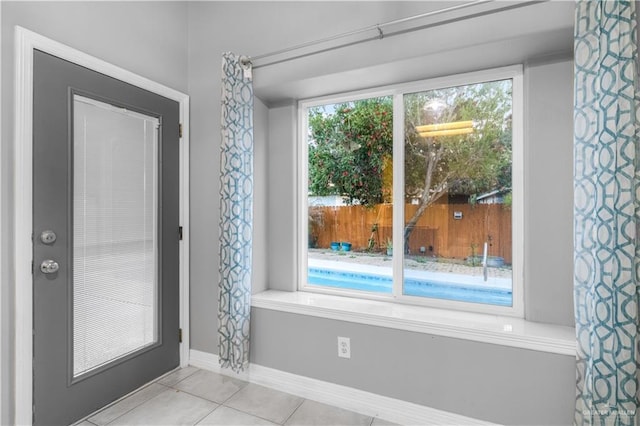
(307, 266), (512, 306)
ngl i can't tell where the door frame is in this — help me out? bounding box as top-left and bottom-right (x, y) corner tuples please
(13, 26), (190, 425)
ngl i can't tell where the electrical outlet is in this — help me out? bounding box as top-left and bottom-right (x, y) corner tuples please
(337, 336), (351, 359)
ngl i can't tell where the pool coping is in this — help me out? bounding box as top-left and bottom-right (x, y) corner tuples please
(252, 290), (576, 356)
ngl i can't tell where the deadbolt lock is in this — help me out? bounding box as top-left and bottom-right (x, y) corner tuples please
(40, 230), (57, 244)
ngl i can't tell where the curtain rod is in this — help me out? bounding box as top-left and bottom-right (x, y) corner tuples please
(249, 0), (546, 70)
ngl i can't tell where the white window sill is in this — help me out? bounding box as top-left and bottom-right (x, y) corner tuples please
(251, 290), (576, 356)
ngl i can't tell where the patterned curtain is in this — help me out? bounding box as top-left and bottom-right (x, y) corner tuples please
(219, 52), (253, 372)
(574, 1), (640, 424)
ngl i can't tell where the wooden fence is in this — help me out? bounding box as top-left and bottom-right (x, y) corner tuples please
(309, 203), (512, 264)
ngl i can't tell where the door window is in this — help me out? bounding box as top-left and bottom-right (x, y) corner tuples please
(73, 95), (159, 377)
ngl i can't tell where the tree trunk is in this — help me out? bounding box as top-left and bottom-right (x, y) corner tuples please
(403, 145), (447, 253)
(403, 202), (429, 254)
(403, 190), (447, 254)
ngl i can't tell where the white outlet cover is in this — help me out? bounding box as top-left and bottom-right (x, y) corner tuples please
(337, 336), (351, 359)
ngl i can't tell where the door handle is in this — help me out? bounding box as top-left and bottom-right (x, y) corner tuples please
(40, 260), (59, 274)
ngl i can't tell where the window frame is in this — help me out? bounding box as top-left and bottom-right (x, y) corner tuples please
(297, 65), (524, 317)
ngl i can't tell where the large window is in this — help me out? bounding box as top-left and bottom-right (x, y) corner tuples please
(299, 67), (523, 316)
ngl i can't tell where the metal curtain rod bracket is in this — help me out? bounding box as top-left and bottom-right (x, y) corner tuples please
(239, 55), (252, 69)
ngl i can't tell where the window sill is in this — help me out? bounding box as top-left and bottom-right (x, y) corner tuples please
(251, 290), (576, 356)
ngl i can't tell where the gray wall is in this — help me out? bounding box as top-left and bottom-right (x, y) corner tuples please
(251, 309), (576, 425)
(0, 1), (578, 425)
(253, 97), (269, 294)
(524, 59), (575, 326)
(187, 2), (577, 425)
(266, 105), (297, 291)
(186, 4), (219, 353)
(1, 2), (189, 423)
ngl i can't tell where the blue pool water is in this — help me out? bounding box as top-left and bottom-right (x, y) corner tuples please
(308, 267), (512, 306)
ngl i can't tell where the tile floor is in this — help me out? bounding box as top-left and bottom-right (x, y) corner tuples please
(76, 367), (399, 426)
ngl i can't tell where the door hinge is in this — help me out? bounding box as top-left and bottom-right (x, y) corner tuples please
(179, 123), (183, 139)
(178, 226), (183, 241)
(31, 260), (34, 275)
(178, 328), (183, 343)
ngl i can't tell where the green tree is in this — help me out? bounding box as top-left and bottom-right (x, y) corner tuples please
(308, 97), (393, 206)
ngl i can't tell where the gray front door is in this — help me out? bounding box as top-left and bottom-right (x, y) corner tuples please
(32, 50), (181, 425)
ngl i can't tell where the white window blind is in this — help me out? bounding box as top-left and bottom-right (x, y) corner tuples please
(72, 95), (159, 377)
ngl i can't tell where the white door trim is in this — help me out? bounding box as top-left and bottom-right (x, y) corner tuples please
(13, 26), (190, 425)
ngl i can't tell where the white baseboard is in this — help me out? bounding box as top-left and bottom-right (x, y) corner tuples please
(187, 348), (225, 373)
(189, 349), (498, 426)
